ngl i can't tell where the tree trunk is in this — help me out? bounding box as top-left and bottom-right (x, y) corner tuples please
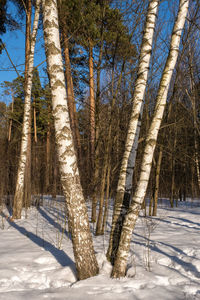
(111, 0), (189, 278)
(12, 0), (40, 219)
(45, 102), (51, 191)
(33, 96), (37, 143)
(42, 0), (98, 279)
(107, 0), (159, 264)
(152, 147), (163, 216)
(62, 30), (82, 161)
(102, 160), (111, 234)
(96, 62), (124, 235)
(91, 39), (103, 223)
(8, 90), (14, 142)
(23, 0), (32, 211)
(89, 40), (95, 169)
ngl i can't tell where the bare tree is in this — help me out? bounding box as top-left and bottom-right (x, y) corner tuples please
(41, 0), (99, 280)
(107, 0), (159, 264)
(111, 0), (189, 278)
(12, 0), (41, 219)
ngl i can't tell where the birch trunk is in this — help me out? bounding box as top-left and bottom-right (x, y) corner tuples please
(12, 0), (40, 219)
(24, 0), (32, 210)
(107, 0), (159, 263)
(41, 0), (98, 279)
(112, 0), (189, 278)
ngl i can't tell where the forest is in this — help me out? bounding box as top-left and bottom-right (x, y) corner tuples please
(0, 0), (200, 297)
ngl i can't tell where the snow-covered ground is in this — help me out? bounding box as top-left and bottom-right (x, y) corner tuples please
(0, 197), (200, 300)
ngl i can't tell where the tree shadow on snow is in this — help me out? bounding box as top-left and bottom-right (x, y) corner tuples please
(3, 213), (76, 278)
(37, 206), (71, 240)
(133, 232), (200, 279)
(155, 216), (200, 231)
(168, 216), (200, 228)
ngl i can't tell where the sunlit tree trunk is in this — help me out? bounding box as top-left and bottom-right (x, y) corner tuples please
(33, 96), (37, 143)
(89, 39), (95, 169)
(62, 30), (82, 161)
(24, 0), (32, 210)
(111, 0), (189, 278)
(152, 146), (163, 216)
(107, 0), (159, 263)
(42, 0), (98, 279)
(12, 0), (40, 219)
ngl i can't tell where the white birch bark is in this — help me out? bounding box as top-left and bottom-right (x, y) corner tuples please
(107, 0), (159, 263)
(112, 0), (189, 278)
(12, 0), (41, 219)
(41, 0), (98, 280)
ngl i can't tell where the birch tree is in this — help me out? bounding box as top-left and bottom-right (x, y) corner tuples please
(12, 0), (41, 219)
(41, 0), (98, 280)
(107, 0), (159, 264)
(111, 0), (189, 278)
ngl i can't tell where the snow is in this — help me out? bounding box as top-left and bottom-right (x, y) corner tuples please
(0, 197), (200, 300)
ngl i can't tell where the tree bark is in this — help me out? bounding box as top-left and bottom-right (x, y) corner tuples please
(62, 30), (82, 161)
(89, 39), (95, 169)
(111, 0), (189, 278)
(12, 0), (40, 219)
(107, 0), (159, 264)
(152, 147), (163, 216)
(42, 0), (98, 280)
(96, 63), (124, 235)
(24, 0), (32, 210)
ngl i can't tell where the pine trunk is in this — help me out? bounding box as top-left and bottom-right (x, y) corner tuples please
(111, 0), (189, 278)
(152, 147), (163, 216)
(42, 0), (98, 279)
(89, 40), (95, 169)
(63, 30), (82, 161)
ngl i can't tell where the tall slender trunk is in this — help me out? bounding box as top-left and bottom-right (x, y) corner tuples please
(8, 90), (14, 142)
(96, 62), (124, 235)
(187, 46), (200, 193)
(62, 30), (82, 161)
(33, 96), (37, 143)
(42, 0), (98, 279)
(45, 102), (51, 191)
(24, 0), (32, 210)
(89, 40), (95, 169)
(91, 39), (103, 223)
(152, 147), (163, 216)
(107, 0), (159, 263)
(111, 0), (189, 278)
(12, 0), (40, 219)
(102, 160), (111, 234)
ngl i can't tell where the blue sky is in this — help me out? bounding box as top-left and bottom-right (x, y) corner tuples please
(0, 0), (177, 106)
(0, 3), (46, 104)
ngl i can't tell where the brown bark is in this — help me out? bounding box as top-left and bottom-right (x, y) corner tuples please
(33, 97), (37, 143)
(62, 30), (82, 161)
(152, 147), (163, 216)
(89, 40), (95, 168)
